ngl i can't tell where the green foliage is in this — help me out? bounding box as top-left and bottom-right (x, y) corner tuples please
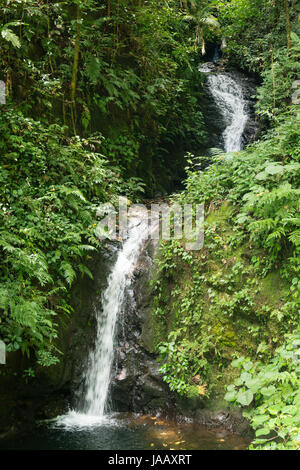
(225, 329), (300, 450)
(158, 336), (212, 396)
(0, 22), (22, 48)
(151, 46), (300, 448)
(101, 133), (140, 171)
(218, 0), (300, 72)
(256, 34), (300, 120)
(0, 109), (141, 366)
(182, 109), (300, 260)
(0, 0), (208, 193)
(151, 201), (298, 400)
(1, 1), (300, 452)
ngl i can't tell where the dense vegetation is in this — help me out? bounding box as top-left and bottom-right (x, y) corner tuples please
(0, 111), (141, 368)
(0, 0), (299, 450)
(150, 0), (300, 450)
(0, 0), (212, 371)
(153, 106), (300, 449)
(0, 0), (211, 190)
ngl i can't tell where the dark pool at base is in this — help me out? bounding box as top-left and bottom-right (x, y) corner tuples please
(0, 413), (250, 450)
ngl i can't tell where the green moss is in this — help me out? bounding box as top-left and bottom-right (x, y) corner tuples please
(256, 271), (288, 308)
(206, 202), (234, 227)
(213, 321), (237, 347)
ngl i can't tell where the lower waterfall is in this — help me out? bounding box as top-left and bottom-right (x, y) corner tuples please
(56, 208), (152, 426)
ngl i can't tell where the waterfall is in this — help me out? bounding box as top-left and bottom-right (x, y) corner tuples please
(82, 210), (150, 417)
(56, 208), (151, 427)
(199, 64), (249, 152)
(55, 66), (252, 430)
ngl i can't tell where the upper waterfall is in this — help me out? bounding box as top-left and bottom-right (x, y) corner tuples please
(199, 63), (249, 152)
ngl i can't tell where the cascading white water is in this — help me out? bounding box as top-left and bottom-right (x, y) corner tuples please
(82, 210), (150, 417)
(207, 73), (248, 152)
(56, 208), (151, 427)
(199, 64), (248, 152)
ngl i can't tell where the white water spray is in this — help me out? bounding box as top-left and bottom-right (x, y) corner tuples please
(199, 64), (249, 152)
(56, 208), (151, 427)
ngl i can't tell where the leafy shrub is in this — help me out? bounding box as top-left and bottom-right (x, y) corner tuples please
(0, 109), (142, 367)
(225, 329), (300, 450)
(182, 108), (300, 261)
(256, 34), (300, 120)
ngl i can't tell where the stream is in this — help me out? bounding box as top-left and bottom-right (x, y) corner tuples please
(0, 414), (249, 450)
(0, 63), (252, 451)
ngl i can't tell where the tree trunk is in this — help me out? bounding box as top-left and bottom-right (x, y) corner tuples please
(200, 27), (205, 55)
(284, 0), (291, 49)
(271, 49), (276, 110)
(70, 5), (81, 134)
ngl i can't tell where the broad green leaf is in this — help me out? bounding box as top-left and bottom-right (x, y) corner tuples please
(261, 386), (276, 397)
(224, 391), (236, 402)
(265, 164), (284, 175)
(237, 389), (253, 406)
(255, 427), (271, 437)
(255, 171), (268, 180)
(243, 361), (253, 372)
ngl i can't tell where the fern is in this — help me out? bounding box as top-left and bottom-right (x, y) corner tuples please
(1, 27), (20, 48)
(60, 261), (76, 286)
(289, 230), (300, 246)
(79, 264), (94, 280)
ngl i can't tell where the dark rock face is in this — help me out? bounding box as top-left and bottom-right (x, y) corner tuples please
(109, 237), (174, 415)
(195, 408), (253, 438)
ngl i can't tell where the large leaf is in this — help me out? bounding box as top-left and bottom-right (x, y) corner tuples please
(265, 164), (284, 175)
(237, 389), (254, 406)
(1, 28), (21, 48)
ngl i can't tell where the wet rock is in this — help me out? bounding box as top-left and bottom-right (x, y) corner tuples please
(194, 408), (252, 438)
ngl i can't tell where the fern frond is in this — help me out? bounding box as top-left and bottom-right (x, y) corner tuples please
(289, 230), (300, 246)
(60, 261), (76, 286)
(79, 264), (94, 280)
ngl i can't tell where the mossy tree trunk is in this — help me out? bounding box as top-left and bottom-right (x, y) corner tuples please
(284, 0), (291, 49)
(70, 4), (81, 134)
